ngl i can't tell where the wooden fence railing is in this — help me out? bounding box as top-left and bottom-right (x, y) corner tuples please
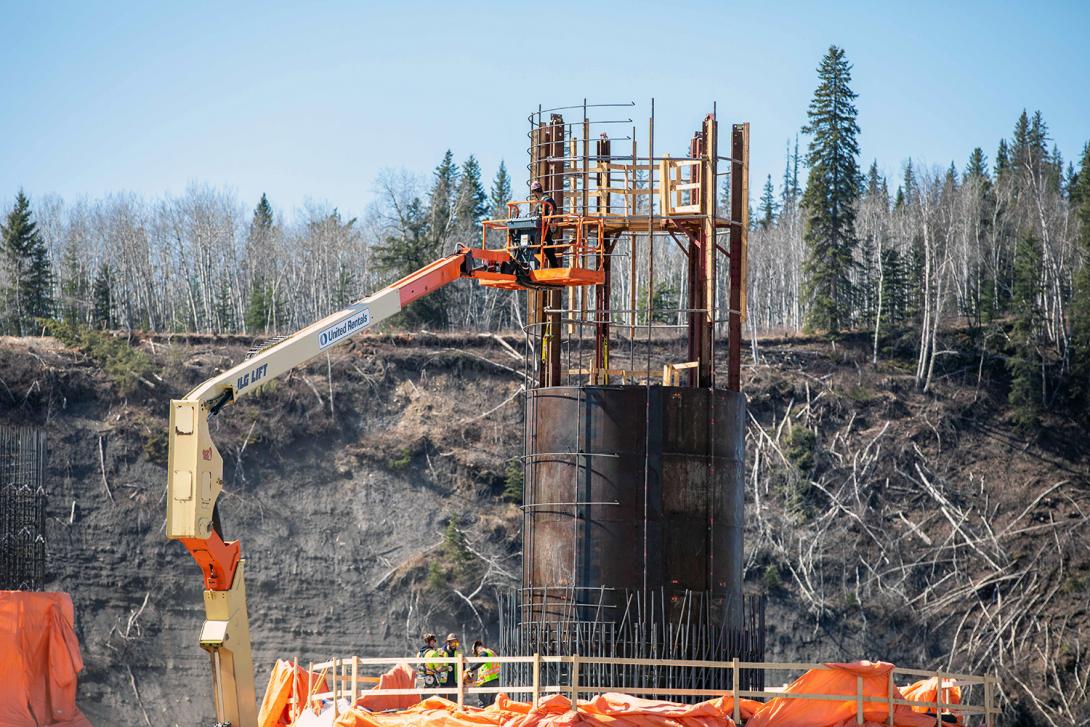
(288, 654), (997, 727)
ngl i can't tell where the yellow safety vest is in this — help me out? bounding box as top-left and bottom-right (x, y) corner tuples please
(476, 648), (500, 684)
(424, 648), (447, 676)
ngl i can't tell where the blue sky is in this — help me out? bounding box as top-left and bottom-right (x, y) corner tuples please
(1, 1), (1087, 219)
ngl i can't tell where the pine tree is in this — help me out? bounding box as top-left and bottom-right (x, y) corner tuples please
(1064, 162), (1078, 201)
(245, 284), (271, 334)
(780, 137), (801, 210)
(965, 148), (995, 322)
(965, 148), (989, 182)
(455, 155), (487, 230)
(1, 191), (53, 335)
(489, 161), (512, 218)
(865, 161), (883, 197)
(428, 150), (459, 245)
(59, 242), (89, 324)
(1012, 111), (1031, 173)
(995, 139), (1011, 180)
(213, 275), (235, 333)
(800, 46), (861, 333)
(91, 264), (113, 330)
(1068, 142), (1090, 417)
(758, 175), (777, 230)
(245, 194), (276, 333)
(1008, 233), (1043, 430)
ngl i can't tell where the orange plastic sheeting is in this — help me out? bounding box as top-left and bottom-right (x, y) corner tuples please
(332, 692), (739, 727)
(259, 659), (330, 727)
(0, 591), (91, 727)
(746, 661), (935, 727)
(699, 695), (763, 722)
(355, 664), (420, 712)
(901, 677), (963, 723)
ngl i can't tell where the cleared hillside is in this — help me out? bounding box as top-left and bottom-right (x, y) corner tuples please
(0, 329), (1085, 726)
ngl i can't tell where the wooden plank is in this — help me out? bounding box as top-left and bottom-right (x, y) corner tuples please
(732, 658), (741, 724)
(856, 675), (864, 725)
(887, 670), (895, 726)
(532, 653), (541, 709)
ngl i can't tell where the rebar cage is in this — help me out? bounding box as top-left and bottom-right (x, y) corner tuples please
(0, 426), (47, 591)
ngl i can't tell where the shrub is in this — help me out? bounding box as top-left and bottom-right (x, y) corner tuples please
(41, 319), (152, 394)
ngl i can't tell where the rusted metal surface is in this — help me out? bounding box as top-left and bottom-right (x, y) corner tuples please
(728, 124), (748, 392)
(522, 385), (744, 623)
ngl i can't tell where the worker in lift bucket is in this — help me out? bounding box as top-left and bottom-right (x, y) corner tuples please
(530, 181), (562, 268)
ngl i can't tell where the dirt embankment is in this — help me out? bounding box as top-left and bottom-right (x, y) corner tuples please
(0, 329), (1085, 725)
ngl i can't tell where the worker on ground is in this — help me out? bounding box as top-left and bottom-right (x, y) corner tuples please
(417, 632), (443, 694)
(471, 639), (500, 706)
(530, 180), (562, 268)
(434, 632), (461, 692)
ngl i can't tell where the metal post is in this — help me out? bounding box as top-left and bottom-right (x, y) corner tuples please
(728, 123), (749, 392)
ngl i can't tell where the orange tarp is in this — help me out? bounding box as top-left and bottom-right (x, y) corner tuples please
(355, 664), (419, 712)
(0, 591), (91, 727)
(745, 662), (935, 727)
(901, 677), (963, 723)
(267, 660), (972, 727)
(331, 693), (740, 727)
(259, 660), (330, 727)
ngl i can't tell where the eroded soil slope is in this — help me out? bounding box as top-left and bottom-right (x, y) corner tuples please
(0, 330), (1085, 725)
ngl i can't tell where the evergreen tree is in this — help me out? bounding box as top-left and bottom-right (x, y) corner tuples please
(245, 284), (271, 334)
(59, 242), (89, 324)
(995, 139), (1011, 179)
(965, 147), (989, 182)
(780, 136), (801, 210)
(489, 161), (512, 218)
(91, 264), (113, 330)
(428, 150), (459, 245)
(245, 194), (276, 333)
(865, 160), (883, 198)
(879, 247), (907, 328)
(1008, 233), (1043, 430)
(213, 275), (235, 333)
(252, 192), (273, 232)
(455, 155), (488, 229)
(1011, 111), (1031, 173)
(800, 46), (861, 333)
(1, 191), (53, 335)
(1068, 142), (1090, 416)
(373, 184), (445, 327)
(758, 175), (777, 230)
(1064, 162), (1078, 201)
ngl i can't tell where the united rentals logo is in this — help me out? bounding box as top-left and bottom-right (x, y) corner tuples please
(318, 307), (371, 350)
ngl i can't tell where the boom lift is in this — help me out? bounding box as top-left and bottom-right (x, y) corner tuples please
(166, 232), (601, 726)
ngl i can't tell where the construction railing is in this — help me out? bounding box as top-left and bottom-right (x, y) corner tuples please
(290, 654), (998, 726)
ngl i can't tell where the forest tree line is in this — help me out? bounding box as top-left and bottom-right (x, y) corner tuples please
(2, 46), (1089, 422)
